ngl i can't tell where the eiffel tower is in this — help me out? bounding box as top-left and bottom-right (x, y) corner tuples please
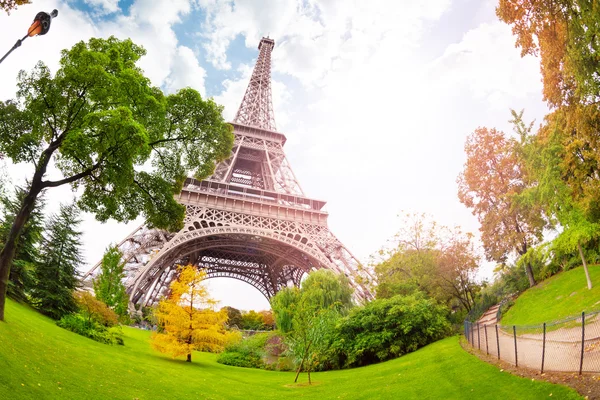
(83, 37), (373, 309)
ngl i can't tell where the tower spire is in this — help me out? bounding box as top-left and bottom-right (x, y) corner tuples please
(234, 37), (276, 131)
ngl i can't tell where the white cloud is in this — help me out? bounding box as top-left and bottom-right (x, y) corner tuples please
(83, 0), (120, 15)
(164, 46), (207, 96)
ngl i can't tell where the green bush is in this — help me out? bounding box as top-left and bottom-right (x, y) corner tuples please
(57, 313), (124, 345)
(217, 333), (272, 369)
(217, 351), (262, 368)
(330, 294), (450, 368)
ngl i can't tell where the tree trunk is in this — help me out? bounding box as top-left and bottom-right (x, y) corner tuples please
(577, 242), (593, 290)
(524, 262), (536, 287)
(294, 358), (305, 383)
(186, 353), (192, 362)
(0, 184), (42, 321)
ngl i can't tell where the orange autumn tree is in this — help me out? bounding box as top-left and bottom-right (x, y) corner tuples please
(151, 265), (231, 362)
(458, 127), (545, 287)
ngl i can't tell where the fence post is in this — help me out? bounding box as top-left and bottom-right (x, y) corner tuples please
(541, 322), (546, 373)
(477, 322), (481, 350)
(495, 324), (500, 360)
(484, 324), (489, 355)
(471, 321), (475, 345)
(513, 325), (518, 367)
(580, 312), (585, 375)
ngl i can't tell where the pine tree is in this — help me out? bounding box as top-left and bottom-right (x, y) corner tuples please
(94, 246), (129, 318)
(151, 265), (231, 362)
(0, 187), (44, 302)
(31, 203), (82, 319)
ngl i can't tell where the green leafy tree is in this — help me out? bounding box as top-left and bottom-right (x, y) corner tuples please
(240, 310), (265, 330)
(31, 203), (82, 319)
(222, 306), (243, 329)
(288, 302), (337, 384)
(374, 213), (480, 311)
(270, 287), (299, 334)
(0, 36), (233, 321)
(94, 245), (128, 318)
(271, 269), (354, 383)
(515, 110), (598, 289)
(0, 187), (44, 302)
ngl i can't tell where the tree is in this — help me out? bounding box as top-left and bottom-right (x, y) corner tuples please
(30, 203), (82, 319)
(496, 0), (600, 106)
(458, 126), (545, 287)
(270, 286), (299, 334)
(0, 36), (233, 321)
(517, 110), (598, 289)
(374, 212), (441, 299)
(151, 265), (230, 362)
(271, 269), (353, 383)
(374, 212), (480, 310)
(0, 0), (30, 14)
(287, 302), (337, 384)
(94, 245), (128, 318)
(258, 310), (275, 330)
(300, 269), (353, 313)
(75, 291), (119, 327)
(222, 306), (242, 329)
(240, 310), (266, 330)
(436, 230), (480, 312)
(0, 187), (44, 302)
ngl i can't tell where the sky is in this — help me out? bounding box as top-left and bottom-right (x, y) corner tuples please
(0, 0), (548, 311)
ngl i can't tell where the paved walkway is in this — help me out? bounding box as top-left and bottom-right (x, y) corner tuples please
(469, 306), (600, 372)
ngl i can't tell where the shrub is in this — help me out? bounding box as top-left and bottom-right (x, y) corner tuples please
(330, 294), (450, 368)
(57, 313), (124, 345)
(217, 332), (272, 368)
(75, 291), (119, 327)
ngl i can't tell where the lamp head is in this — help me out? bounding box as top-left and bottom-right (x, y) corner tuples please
(27, 9), (58, 37)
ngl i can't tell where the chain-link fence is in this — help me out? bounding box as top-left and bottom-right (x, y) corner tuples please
(464, 310), (600, 373)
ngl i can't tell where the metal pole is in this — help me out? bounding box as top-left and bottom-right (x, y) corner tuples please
(477, 322), (481, 350)
(471, 322), (475, 345)
(541, 322), (546, 373)
(580, 312), (585, 375)
(496, 324), (500, 359)
(513, 325), (518, 367)
(485, 324), (489, 355)
(0, 35), (28, 65)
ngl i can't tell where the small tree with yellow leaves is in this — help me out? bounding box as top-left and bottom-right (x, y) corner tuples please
(151, 265), (230, 362)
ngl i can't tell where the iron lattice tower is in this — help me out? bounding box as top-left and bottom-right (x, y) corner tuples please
(83, 37), (374, 309)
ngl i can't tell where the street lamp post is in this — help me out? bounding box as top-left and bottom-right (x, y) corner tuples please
(0, 9), (58, 65)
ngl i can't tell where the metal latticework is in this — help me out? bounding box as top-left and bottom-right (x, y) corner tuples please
(233, 37), (276, 131)
(83, 37), (374, 311)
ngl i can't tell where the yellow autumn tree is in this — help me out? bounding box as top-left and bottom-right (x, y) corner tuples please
(151, 265), (231, 362)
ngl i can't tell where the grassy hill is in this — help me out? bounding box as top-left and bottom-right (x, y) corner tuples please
(502, 265), (600, 326)
(0, 299), (581, 399)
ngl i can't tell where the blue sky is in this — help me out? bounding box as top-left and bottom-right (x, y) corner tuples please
(0, 0), (548, 310)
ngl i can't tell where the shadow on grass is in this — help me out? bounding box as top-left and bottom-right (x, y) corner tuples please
(284, 381), (322, 388)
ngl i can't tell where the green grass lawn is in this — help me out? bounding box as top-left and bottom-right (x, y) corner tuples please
(502, 265), (600, 326)
(0, 299), (581, 399)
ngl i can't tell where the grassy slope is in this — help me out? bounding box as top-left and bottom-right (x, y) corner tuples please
(502, 265), (600, 325)
(0, 299), (580, 400)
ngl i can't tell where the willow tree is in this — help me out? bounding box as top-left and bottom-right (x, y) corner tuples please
(0, 36), (233, 321)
